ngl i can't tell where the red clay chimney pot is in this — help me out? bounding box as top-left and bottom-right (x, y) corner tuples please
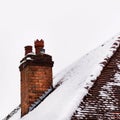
(34, 39), (44, 55)
(25, 46), (32, 56)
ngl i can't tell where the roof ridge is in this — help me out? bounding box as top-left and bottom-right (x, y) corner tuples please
(83, 37), (120, 91)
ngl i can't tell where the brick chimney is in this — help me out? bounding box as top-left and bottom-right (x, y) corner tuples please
(19, 39), (54, 117)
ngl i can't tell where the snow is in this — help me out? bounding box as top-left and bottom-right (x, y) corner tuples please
(98, 63), (120, 112)
(9, 109), (21, 120)
(9, 110), (20, 120)
(2, 106), (20, 120)
(7, 35), (120, 120)
(25, 52), (34, 56)
(29, 87), (53, 111)
(19, 35), (120, 120)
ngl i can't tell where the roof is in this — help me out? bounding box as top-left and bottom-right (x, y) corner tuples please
(4, 34), (120, 120)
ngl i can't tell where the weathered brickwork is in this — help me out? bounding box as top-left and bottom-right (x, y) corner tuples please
(28, 66), (52, 105)
(20, 65), (53, 116)
(19, 40), (54, 117)
(71, 46), (120, 119)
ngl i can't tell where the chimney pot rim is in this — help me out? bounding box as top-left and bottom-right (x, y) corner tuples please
(25, 45), (32, 49)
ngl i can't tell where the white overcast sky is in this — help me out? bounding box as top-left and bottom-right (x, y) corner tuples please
(1, 0), (120, 119)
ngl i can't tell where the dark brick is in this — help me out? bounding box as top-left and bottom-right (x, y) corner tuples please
(71, 45), (120, 119)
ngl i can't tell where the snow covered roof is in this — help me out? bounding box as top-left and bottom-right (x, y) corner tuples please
(4, 35), (120, 120)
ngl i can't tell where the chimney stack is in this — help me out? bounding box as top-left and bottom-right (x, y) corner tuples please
(19, 39), (54, 117)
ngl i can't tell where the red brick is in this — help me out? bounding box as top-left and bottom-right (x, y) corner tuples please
(19, 43), (54, 117)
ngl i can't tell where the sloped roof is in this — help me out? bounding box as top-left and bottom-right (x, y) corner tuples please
(20, 35), (120, 120)
(5, 35), (120, 120)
